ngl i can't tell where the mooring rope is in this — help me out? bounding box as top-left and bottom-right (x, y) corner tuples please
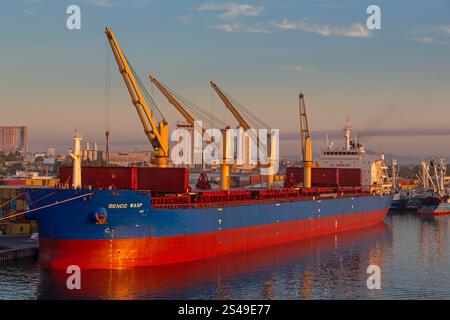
(0, 192), (94, 222)
(1, 191), (58, 220)
(0, 192), (25, 209)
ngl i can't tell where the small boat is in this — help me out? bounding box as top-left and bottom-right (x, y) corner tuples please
(405, 197), (423, 211)
(418, 196), (450, 216)
(390, 191), (410, 210)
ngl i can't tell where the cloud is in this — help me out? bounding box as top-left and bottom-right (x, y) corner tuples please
(437, 25), (450, 35)
(272, 19), (371, 38)
(412, 25), (450, 45)
(177, 15), (192, 25)
(290, 65), (307, 72)
(82, 0), (119, 7)
(24, 9), (37, 15)
(81, 0), (150, 8)
(245, 24), (271, 33)
(280, 128), (450, 141)
(210, 23), (241, 32)
(315, 3), (345, 9)
(417, 36), (449, 45)
(281, 64), (309, 73)
(198, 2), (264, 19)
(209, 23), (271, 33)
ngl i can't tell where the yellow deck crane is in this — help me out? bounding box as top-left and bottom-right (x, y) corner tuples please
(150, 76), (231, 190)
(149, 75), (230, 189)
(105, 27), (169, 167)
(149, 75), (195, 125)
(210, 81), (276, 188)
(299, 93), (312, 188)
(210, 82), (251, 131)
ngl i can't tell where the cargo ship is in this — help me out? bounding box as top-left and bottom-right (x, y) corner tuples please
(25, 169), (392, 269)
(22, 133), (392, 270)
(22, 28), (392, 270)
(23, 112), (394, 271)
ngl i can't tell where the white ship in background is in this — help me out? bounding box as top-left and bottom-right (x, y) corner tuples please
(319, 117), (391, 193)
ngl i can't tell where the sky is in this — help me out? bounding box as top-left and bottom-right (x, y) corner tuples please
(0, 0), (450, 161)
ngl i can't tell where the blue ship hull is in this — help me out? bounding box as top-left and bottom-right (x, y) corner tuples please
(24, 188), (393, 269)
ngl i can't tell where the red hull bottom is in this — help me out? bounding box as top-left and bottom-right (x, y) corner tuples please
(432, 211), (450, 216)
(39, 209), (388, 270)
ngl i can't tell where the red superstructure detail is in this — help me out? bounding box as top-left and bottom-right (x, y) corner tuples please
(195, 172), (211, 190)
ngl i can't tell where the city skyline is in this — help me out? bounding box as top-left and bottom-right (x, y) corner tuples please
(1, 0), (450, 159)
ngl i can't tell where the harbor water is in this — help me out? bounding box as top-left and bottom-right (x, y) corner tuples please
(1, 211), (450, 300)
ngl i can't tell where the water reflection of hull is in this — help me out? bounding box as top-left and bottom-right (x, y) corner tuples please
(38, 222), (389, 300)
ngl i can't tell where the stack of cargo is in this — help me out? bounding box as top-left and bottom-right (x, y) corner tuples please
(249, 175), (268, 186)
(60, 167), (137, 190)
(1, 187), (19, 222)
(230, 175), (274, 188)
(0, 187), (33, 235)
(0, 178), (59, 186)
(60, 166), (190, 193)
(0, 180), (27, 186)
(230, 175), (250, 188)
(285, 167), (362, 188)
(137, 167), (190, 193)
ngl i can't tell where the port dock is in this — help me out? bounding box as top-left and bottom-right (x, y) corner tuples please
(0, 235), (38, 262)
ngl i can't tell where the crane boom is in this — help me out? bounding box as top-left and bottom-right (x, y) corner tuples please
(210, 81), (275, 188)
(299, 93), (310, 161)
(104, 27), (168, 167)
(299, 93), (312, 188)
(210, 81), (251, 131)
(150, 75), (195, 125)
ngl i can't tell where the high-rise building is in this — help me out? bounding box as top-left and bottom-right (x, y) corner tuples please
(47, 148), (56, 157)
(0, 126), (28, 153)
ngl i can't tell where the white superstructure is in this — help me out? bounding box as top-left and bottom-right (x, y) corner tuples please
(318, 117), (391, 193)
(69, 131), (83, 189)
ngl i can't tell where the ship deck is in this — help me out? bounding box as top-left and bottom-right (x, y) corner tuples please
(151, 187), (372, 209)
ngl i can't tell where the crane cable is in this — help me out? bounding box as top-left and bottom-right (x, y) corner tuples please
(105, 38), (111, 136)
(105, 38), (111, 164)
(162, 83), (228, 128)
(128, 62), (165, 124)
(220, 88), (271, 130)
(210, 86), (214, 130)
(0, 192), (94, 222)
(0, 190), (58, 220)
